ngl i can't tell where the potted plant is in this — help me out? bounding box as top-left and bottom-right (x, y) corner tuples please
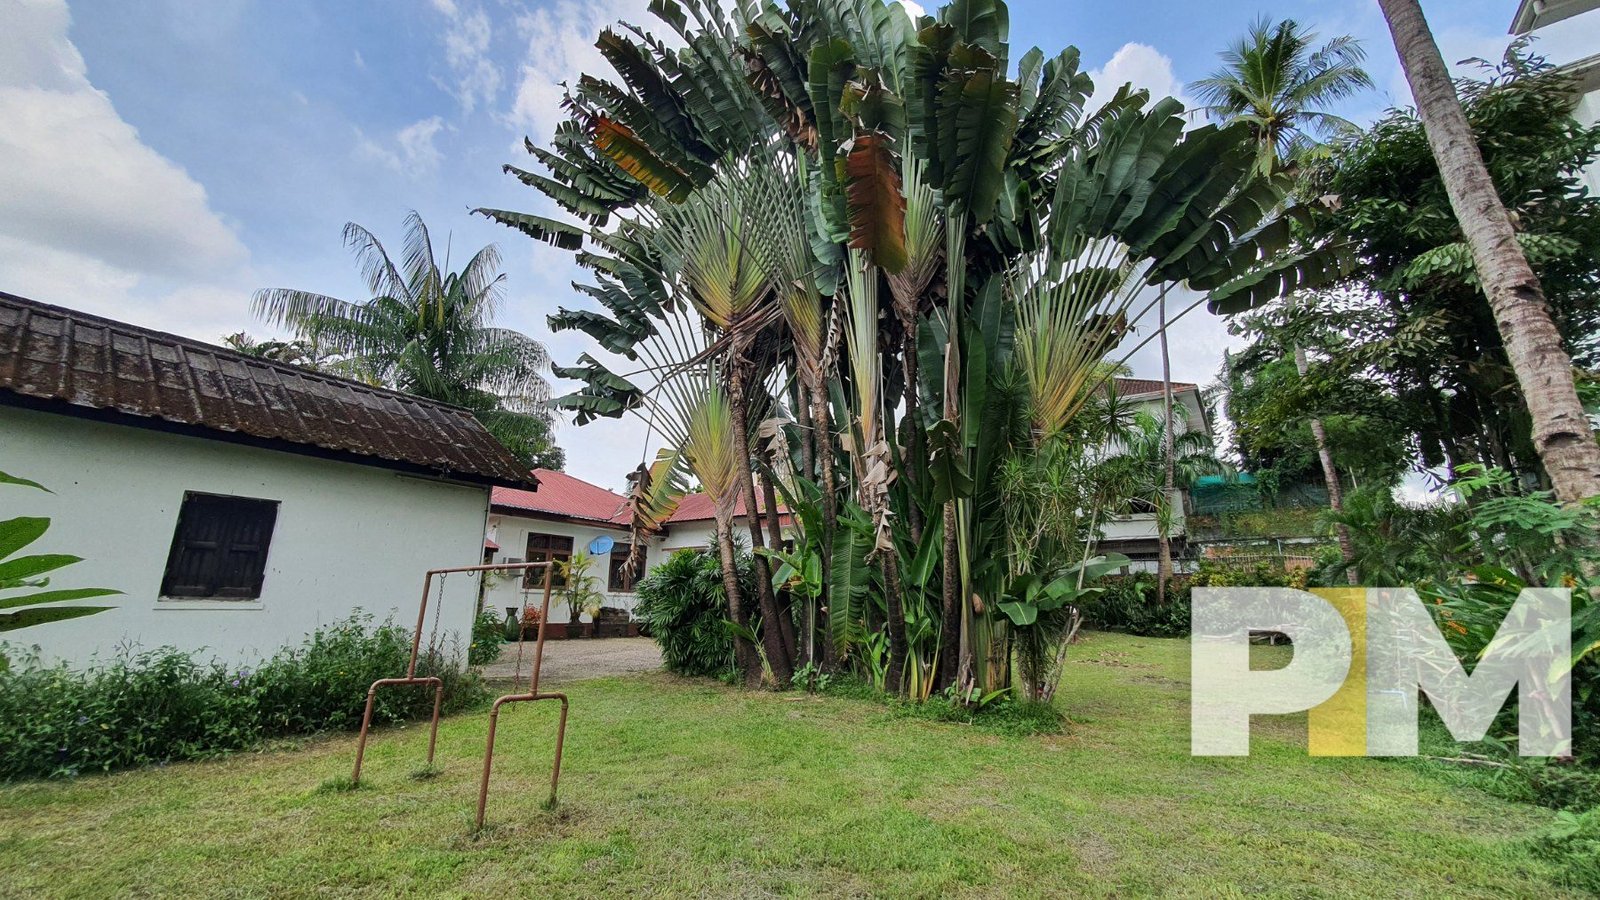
(557, 551), (606, 639)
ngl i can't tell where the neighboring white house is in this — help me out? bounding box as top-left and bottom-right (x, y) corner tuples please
(0, 292), (536, 669)
(1511, 0), (1600, 194)
(1091, 377), (1212, 571)
(483, 469), (790, 629)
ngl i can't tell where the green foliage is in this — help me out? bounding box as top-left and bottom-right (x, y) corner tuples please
(468, 609), (505, 667)
(1079, 573), (1191, 637)
(1304, 43), (1600, 479)
(0, 472), (119, 638)
(634, 548), (755, 679)
(1529, 807), (1600, 893)
(0, 614), (485, 780)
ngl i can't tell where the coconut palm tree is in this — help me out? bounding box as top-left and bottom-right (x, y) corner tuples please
(1192, 20), (1371, 578)
(252, 212), (563, 470)
(1376, 0), (1600, 504)
(1191, 16), (1373, 173)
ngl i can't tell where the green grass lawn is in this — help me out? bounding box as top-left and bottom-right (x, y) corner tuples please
(0, 632), (1574, 897)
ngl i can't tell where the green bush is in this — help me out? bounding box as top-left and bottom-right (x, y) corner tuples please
(468, 608), (504, 667)
(1080, 561), (1310, 638)
(633, 547), (754, 679)
(1079, 573), (1190, 637)
(0, 614), (485, 780)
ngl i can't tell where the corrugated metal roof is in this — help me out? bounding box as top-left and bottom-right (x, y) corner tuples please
(492, 468), (630, 527)
(1112, 377), (1198, 398)
(0, 291), (536, 489)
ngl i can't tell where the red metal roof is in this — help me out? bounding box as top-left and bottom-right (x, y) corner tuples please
(492, 468), (630, 527)
(664, 491), (787, 524)
(0, 292), (536, 489)
(491, 470), (791, 529)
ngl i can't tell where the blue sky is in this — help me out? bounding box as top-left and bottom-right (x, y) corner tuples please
(1, 0), (1587, 488)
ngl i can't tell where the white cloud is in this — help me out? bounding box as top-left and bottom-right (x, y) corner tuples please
(0, 0), (246, 280)
(432, 1), (501, 114)
(356, 116), (448, 175)
(1087, 42), (1195, 116)
(507, 0), (651, 143)
(0, 0), (254, 342)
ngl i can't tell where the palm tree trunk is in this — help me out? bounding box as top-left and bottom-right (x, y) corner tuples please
(938, 499), (959, 691)
(882, 550), (909, 695)
(729, 367), (795, 686)
(900, 324), (924, 544)
(812, 384), (838, 671)
(759, 466), (799, 666)
(1378, 0), (1600, 503)
(717, 516), (760, 687)
(1295, 344), (1358, 584)
(1157, 291), (1174, 605)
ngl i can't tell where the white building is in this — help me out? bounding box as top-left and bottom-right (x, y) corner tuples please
(1092, 378), (1212, 570)
(1511, 0), (1600, 194)
(0, 292), (536, 669)
(483, 470), (788, 634)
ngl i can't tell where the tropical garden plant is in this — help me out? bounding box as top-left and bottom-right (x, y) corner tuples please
(476, 0), (1350, 699)
(0, 471), (120, 660)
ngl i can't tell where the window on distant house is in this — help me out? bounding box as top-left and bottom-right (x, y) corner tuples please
(160, 492), (280, 600)
(608, 545), (645, 593)
(523, 533), (574, 589)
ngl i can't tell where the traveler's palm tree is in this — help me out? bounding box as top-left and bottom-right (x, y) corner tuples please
(252, 213), (562, 469)
(1191, 16), (1372, 173)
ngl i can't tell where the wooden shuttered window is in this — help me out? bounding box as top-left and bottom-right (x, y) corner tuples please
(607, 545), (644, 592)
(523, 533), (574, 589)
(160, 492), (280, 600)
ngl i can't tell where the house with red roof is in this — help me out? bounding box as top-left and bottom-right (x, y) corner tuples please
(481, 469), (790, 632)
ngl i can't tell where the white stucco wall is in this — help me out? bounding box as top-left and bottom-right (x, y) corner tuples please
(1, 406), (489, 669)
(483, 512), (790, 623)
(483, 514), (663, 623)
(1577, 89), (1599, 196)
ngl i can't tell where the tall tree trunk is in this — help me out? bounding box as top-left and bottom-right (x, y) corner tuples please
(1295, 344), (1359, 585)
(882, 551), (909, 694)
(729, 367), (795, 686)
(938, 499), (959, 691)
(759, 466), (799, 666)
(717, 516), (760, 687)
(1157, 291), (1174, 605)
(1379, 0), (1600, 503)
(900, 324), (924, 544)
(813, 385), (838, 671)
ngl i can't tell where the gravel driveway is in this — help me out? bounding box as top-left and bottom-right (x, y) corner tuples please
(481, 636), (662, 685)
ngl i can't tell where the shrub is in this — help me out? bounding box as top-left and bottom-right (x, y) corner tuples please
(1529, 806), (1600, 894)
(1080, 561), (1310, 638)
(0, 613), (486, 781)
(633, 547), (754, 679)
(468, 609), (504, 666)
(1079, 573), (1190, 637)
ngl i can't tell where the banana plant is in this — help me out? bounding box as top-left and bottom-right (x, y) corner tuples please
(997, 553), (1131, 628)
(0, 471), (120, 636)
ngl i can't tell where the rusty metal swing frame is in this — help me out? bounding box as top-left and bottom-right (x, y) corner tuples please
(349, 561), (569, 831)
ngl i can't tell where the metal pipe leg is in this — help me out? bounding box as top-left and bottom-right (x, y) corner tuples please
(546, 694), (569, 808)
(351, 687), (381, 784)
(475, 699), (506, 831)
(426, 681), (445, 766)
